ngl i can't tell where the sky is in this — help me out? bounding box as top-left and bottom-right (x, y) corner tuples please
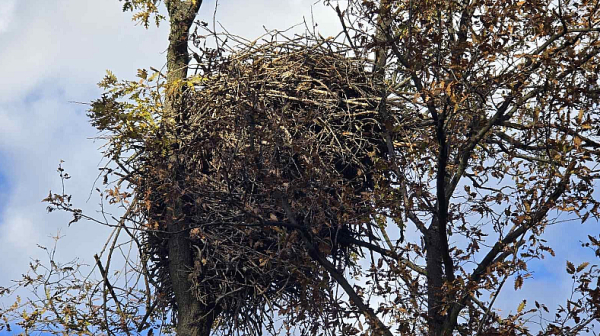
(0, 0), (340, 273)
(0, 0), (598, 334)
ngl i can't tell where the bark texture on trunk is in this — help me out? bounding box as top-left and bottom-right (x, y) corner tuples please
(163, 1), (209, 335)
(426, 220), (446, 336)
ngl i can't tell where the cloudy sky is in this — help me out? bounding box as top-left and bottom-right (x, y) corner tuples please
(0, 0), (340, 268)
(0, 0), (598, 334)
(0, 0), (338, 327)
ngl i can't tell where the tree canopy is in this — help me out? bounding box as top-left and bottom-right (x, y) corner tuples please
(3, 0), (600, 335)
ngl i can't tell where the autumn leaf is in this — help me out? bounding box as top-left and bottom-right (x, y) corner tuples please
(576, 262), (589, 273)
(514, 275), (523, 290)
(582, 212), (590, 223)
(517, 300), (526, 314)
(577, 109), (585, 123)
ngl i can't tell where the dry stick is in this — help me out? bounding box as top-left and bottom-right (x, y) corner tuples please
(98, 198), (139, 332)
(334, 4), (359, 55)
(113, 217), (155, 331)
(137, 298), (160, 332)
(96, 205), (123, 336)
(377, 218), (396, 253)
(567, 316), (599, 336)
(340, 234), (426, 275)
(94, 254), (131, 336)
(475, 276), (507, 335)
(469, 294), (529, 335)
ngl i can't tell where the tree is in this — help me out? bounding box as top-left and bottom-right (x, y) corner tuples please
(3, 0), (600, 335)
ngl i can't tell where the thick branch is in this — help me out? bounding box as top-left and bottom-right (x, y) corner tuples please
(434, 110), (455, 282)
(165, 0), (202, 83)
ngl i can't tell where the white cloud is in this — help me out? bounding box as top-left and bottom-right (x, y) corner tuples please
(0, 0), (169, 103)
(0, 0), (168, 296)
(0, 0), (15, 34)
(198, 0), (341, 39)
(0, 0), (341, 309)
(3, 214), (39, 249)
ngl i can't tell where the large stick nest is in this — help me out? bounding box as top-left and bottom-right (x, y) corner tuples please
(141, 36), (395, 331)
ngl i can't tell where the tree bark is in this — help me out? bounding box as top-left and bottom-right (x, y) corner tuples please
(426, 219), (446, 336)
(165, 1), (201, 88)
(162, 1), (211, 335)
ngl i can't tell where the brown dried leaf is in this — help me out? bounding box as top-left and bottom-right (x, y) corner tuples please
(514, 275), (523, 290)
(576, 262), (589, 273)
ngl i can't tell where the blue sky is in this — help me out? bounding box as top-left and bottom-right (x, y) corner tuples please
(0, 0), (598, 334)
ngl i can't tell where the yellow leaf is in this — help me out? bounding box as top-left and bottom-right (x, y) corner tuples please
(137, 69), (148, 80)
(517, 300), (526, 313)
(445, 82), (453, 96)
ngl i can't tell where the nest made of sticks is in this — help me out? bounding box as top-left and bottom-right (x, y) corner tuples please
(141, 36), (395, 331)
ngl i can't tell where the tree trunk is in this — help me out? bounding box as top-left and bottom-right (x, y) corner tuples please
(426, 220), (446, 336)
(162, 1), (211, 335)
(371, 1), (448, 334)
